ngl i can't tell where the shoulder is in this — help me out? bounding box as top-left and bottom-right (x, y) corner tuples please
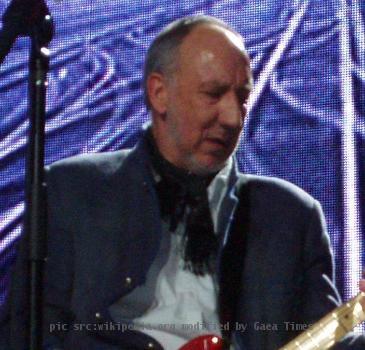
(45, 149), (137, 196)
(237, 173), (319, 212)
(45, 148), (137, 186)
(44, 149), (137, 215)
(47, 149), (131, 176)
(245, 174), (314, 202)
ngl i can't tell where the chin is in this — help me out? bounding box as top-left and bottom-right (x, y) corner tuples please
(188, 156), (228, 176)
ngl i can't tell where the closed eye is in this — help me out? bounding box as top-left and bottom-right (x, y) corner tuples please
(206, 91), (223, 99)
(203, 87), (227, 100)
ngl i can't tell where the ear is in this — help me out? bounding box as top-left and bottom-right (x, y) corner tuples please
(147, 72), (168, 115)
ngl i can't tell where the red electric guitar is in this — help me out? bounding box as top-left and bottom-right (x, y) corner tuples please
(179, 334), (223, 350)
(179, 292), (365, 350)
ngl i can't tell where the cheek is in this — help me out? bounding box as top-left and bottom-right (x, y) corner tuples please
(173, 109), (202, 143)
(168, 96), (213, 148)
(178, 123), (201, 147)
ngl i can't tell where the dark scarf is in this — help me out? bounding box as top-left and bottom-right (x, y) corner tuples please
(145, 130), (218, 276)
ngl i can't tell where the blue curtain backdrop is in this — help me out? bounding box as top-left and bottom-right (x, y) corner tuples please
(0, 0), (364, 311)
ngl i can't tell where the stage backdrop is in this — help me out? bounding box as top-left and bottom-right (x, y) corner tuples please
(0, 0), (364, 314)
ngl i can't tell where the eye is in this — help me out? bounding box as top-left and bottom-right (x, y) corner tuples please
(205, 90), (224, 100)
(207, 92), (220, 99)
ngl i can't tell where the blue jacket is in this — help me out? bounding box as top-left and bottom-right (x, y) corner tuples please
(2, 136), (364, 349)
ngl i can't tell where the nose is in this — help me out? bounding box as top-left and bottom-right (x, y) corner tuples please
(218, 91), (245, 131)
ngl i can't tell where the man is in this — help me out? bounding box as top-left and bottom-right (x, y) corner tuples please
(2, 15), (365, 350)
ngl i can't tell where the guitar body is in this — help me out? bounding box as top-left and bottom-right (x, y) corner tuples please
(178, 334), (223, 350)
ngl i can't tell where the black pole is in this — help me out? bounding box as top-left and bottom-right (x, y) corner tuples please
(27, 13), (53, 349)
(0, 1), (53, 349)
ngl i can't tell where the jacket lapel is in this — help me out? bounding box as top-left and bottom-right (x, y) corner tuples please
(98, 138), (163, 305)
(217, 173), (250, 342)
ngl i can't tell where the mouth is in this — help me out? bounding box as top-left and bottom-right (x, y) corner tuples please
(205, 137), (230, 149)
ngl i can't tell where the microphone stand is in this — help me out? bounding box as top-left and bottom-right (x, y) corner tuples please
(0, 1), (53, 349)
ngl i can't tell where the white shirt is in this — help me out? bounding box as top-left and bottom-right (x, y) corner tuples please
(133, 159), (233, 349)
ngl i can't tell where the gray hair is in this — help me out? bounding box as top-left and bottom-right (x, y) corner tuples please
(143, 15), (242, 109)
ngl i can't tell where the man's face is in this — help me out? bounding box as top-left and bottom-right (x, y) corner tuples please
(150, 24), (253, 175)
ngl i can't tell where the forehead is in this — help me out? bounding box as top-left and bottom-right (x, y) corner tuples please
(176, 24), (252, 86)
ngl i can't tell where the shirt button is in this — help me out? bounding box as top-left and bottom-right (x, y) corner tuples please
(125, 276), (132, 286)
(147, 342), (154, 349)
(95, 312), (101, 319)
